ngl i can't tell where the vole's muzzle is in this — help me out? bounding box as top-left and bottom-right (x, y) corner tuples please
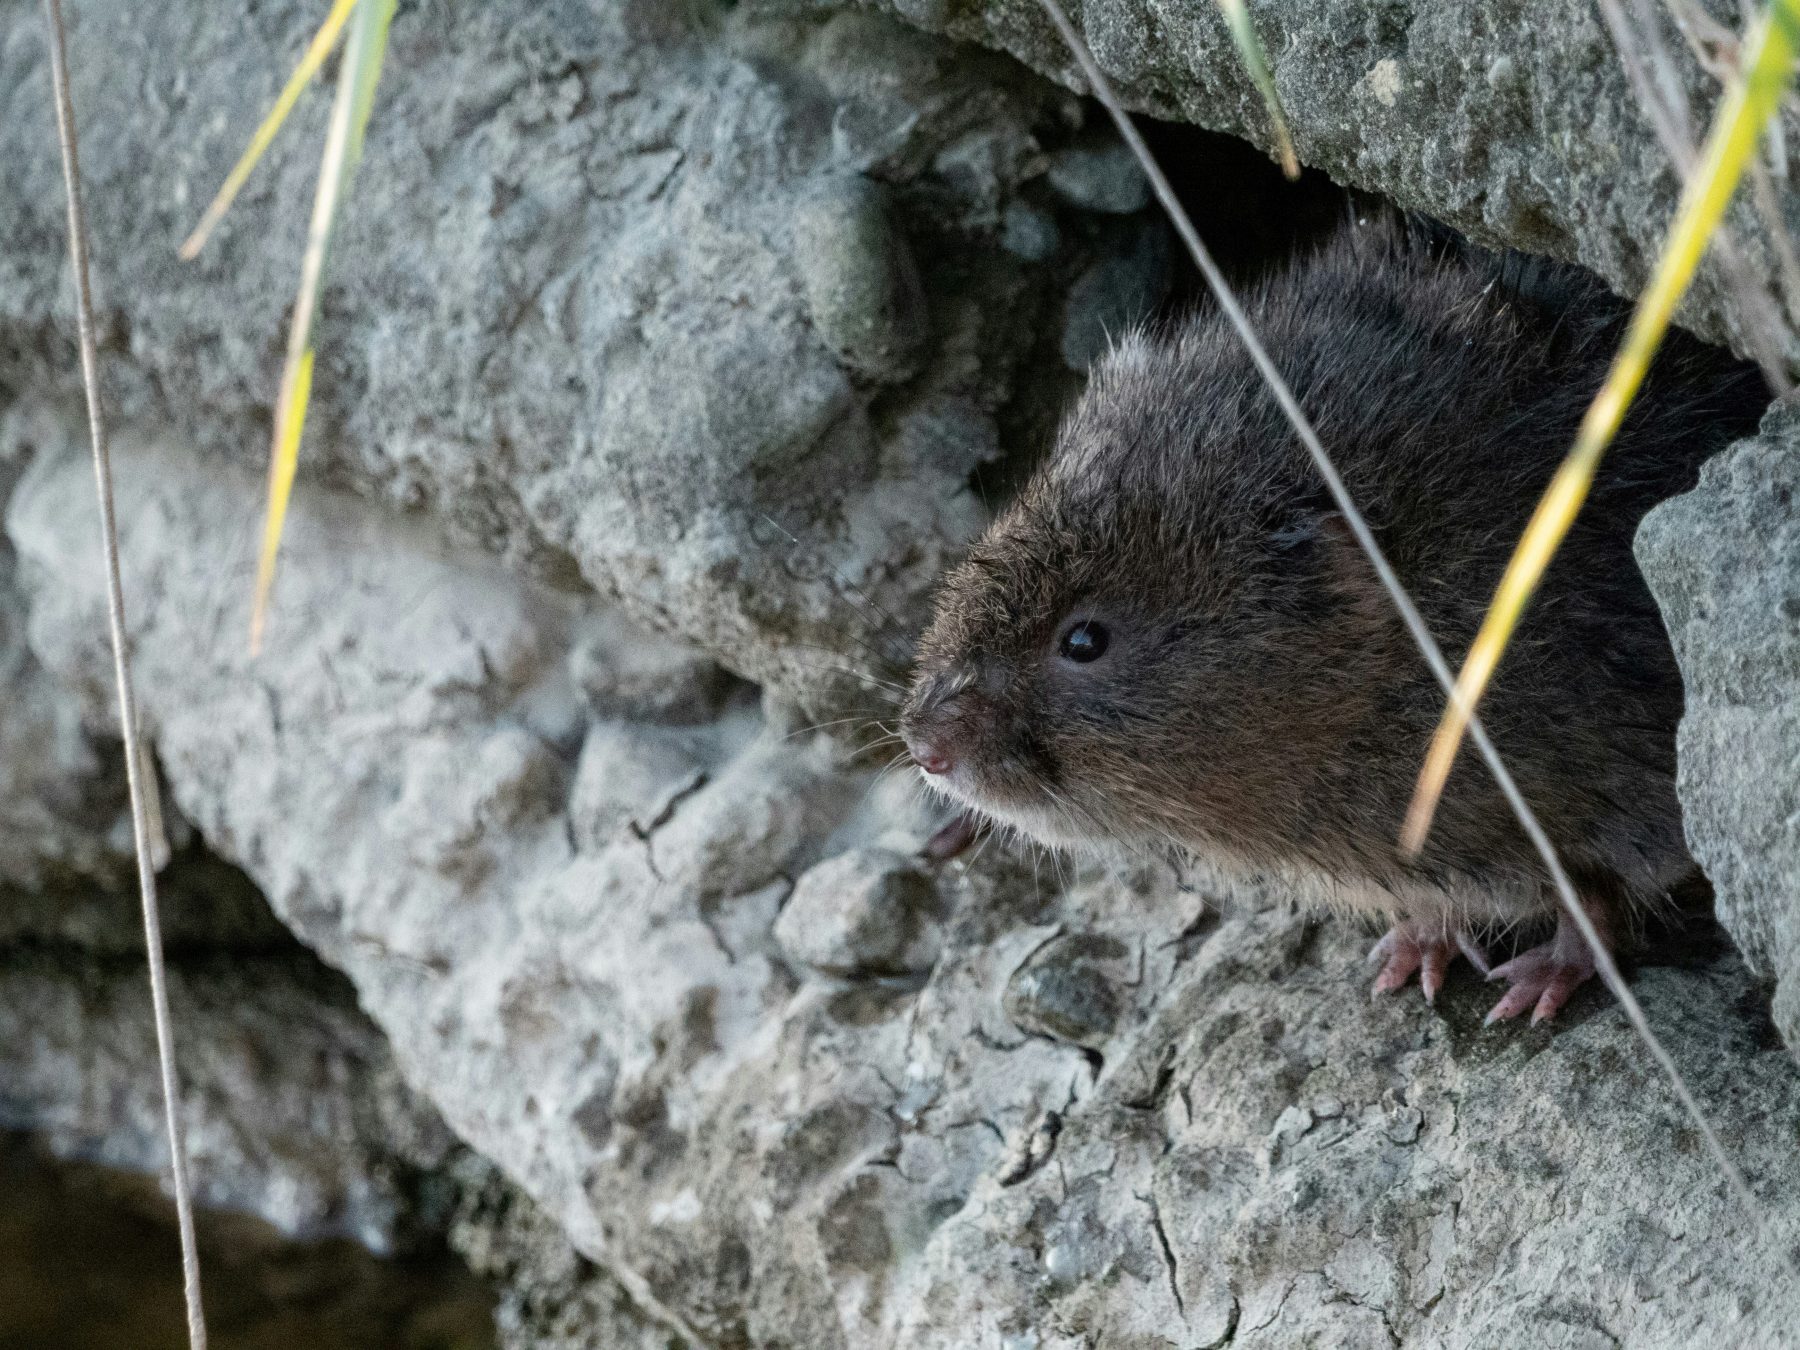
(900, 671), (993, 779)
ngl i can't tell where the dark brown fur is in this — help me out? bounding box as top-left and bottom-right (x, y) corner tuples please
(902, 223), (1765, 934)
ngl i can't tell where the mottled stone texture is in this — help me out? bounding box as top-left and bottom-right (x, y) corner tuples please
(0, 854), (673, 1345)
(1640, 404), (1800, 1057)
(3, 0), (1799, 1347)
(816, 0), (1800, 376)
(0, 914), (449, 1254)
(5, 427), (1796, 1350)
(0, 0), (1164, 714)
(0, 460), (133, 891)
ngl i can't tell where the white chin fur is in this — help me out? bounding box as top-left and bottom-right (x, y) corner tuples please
(916, 768), (1097, 851)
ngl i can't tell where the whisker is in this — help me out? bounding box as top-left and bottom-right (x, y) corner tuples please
(775, 650), (909, 702)
(965, 823), (999, 870)
(780, 715), (888, 742)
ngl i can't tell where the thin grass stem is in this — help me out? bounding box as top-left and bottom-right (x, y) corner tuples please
(41, 1), (208, 1343)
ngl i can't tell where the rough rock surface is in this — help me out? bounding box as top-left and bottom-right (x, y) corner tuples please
(0, 845), (675, 1344)
(452, 1161), (695, 1350)
(0, 937), (445, 1253)
(0, 841), (459, 1252)
(9, 426), (1800, 1348)
(820, 0), (1800, 377)
(0, 0), (1173, 712)
(1640, 403), (1800, 1059)
(0, 458), (133, 891)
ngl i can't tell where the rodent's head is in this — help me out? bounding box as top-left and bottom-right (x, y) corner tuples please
(900, 328), (1394, 858)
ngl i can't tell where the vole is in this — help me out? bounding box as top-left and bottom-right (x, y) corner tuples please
(900, 222), (1765, 1025)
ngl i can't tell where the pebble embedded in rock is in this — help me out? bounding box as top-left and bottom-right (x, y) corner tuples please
(1266, 1103), (1316, 1163)
(566, 722), (710, 853)
(568, 618), (737, 726)
(647, 742), (836, 903)
(1000, 200), (1061, 262)
(1045, 134), (1151, 215)
(1383, 1104), (1424, 1145)
(391, 728), (563, 879)
(1002, 933), (1130, 1048)
(774, 847), (943, 978)
(793, 175), (929, 383)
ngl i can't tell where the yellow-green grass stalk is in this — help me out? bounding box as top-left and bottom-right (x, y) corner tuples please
(179, 0), (362, 260)
(249, 0), (396, 653)
(1215, 0), (1299, 179)
(1401, 0), (1800, 858)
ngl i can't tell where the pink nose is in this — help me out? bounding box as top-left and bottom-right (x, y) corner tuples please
(906, 735), (954, 776)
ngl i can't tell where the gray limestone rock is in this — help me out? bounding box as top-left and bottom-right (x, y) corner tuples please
(1045, 132), (1151, 215)
(1639, 403), (1800, 1056)
(800, 0), (1800, 377)
(792, 176), (929, 383)
(0, 855), (673, 1347)
(775, 847), (944, 977)
(0, 862), (456, 1252)
(0, 421), (134, 892)
(1002, 930), (1131, 1048)
(9, 425), (1800, 1348)
(451, 1159), (695, 1350)
(0, 0), (1153, 713)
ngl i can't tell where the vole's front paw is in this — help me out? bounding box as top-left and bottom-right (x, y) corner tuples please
(1369, 922), (1489, 1005)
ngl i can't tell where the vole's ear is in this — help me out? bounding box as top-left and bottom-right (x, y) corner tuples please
(1267, 512), (1325, 554)
(1264, 507), (1389, 629)
(1312, 511), (1391, 621)
(1267, 501), (1339, 557)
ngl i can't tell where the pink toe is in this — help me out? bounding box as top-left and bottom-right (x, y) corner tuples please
(1367, 924), (1484, 1004)
(1369, 931), (1422, 996)
(1529, 972), (1588, 1025)
(1419, 947), (1450, 1004)
(1483, 983), (1539, 1025)
(1373, 955), (1418, 995)
(1486, 956), (1522, 984)
(1485, 901), (1613, 1028)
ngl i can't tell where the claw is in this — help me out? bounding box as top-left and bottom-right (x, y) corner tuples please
(1370, 933), (1419, 995)
(1368, 922), (1484, 1005)
(1419, 942), (1451, 1004)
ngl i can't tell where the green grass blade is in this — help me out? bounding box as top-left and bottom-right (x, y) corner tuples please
(250, 0), (397, 654)
(1402, 0), (1800, 856)
(1216, 0), (1300, 179)
(180, 0), (362, 260)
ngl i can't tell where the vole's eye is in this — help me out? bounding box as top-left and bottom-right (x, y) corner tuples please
(1058, 620), (1110, 663)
